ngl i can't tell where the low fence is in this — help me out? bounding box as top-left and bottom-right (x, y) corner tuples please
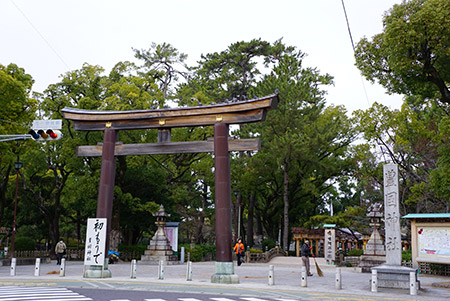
(403, 261), (450, 276)
(246, 247), (287, 263)
(14, 248), (287, 264)
(343, 256), (450, 276)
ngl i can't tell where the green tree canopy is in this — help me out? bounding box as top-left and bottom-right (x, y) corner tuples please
(355, 0), (450, 104)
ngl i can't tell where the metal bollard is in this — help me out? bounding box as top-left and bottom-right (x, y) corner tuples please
(371, 269), (377, 293)
(335, 267), (342, 289)
(180, 247), (185, 264)
(268, 265), (274, 286)
(60, 258), (66, 277)
(34, 258), (41, 276)
(158, 260), (164, 280)
(10, 258), (16, 276)
(130, 259), (137, 279)
(301, 266), (307, 287)
(410, 271), (417, 296)
(186, 261), (192, 281)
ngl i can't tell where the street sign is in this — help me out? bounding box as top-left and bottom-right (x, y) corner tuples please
(32, 119), (62, 130)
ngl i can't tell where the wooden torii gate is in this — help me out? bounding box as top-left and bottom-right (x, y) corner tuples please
(62, 94), (278, 283)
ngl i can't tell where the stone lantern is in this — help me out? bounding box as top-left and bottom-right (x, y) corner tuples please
(140, 205), (178, 264)
(357, 205), (386, 272)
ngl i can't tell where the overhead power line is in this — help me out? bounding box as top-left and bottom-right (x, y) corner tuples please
(341, 0), (356, 52)
(340, 0), (371, 106)
(10, 0), (71, 70)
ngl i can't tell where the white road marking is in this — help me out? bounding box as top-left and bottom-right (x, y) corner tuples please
(0, 286), (92, 301)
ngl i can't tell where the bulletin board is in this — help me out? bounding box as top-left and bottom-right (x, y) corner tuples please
(415, 225), (450, 264)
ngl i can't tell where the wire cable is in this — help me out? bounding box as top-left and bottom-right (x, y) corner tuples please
(341, 0), (356, 52)
(10, 0), (71, 70)
(340, 0), (371, 106)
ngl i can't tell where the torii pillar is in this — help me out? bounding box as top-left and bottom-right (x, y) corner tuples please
(212, 123), (238, 283)
(96, 127), (117, 251)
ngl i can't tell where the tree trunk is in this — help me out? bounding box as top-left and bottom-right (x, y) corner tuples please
(255, 211), (263, 248)
(247, 193), (255, 247)
(0, 164), (12, 225)
(283, 161), (289, 251)
(110, 156), (126, 251)
(195, 181), (207, 244)
(76, 209), (81, 249)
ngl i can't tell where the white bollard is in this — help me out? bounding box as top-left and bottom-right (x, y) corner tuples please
(130, 259), (137, 279)
(158, 260), (164, 280)
(268, 265), (274, 286)
(335, 267), (342, 289)
(180, 247), (185, 264)
(301, 266), (307, 287)
(60, 258), (66, 277)
(10, 258), (16, 276)
(371, 269), (378, 293)
(410, 271), (417, 296)
(34, 258), (41, 276)
(186, 261), (192, 281)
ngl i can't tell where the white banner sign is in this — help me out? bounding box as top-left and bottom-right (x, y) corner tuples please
(84, 218), (107, 266)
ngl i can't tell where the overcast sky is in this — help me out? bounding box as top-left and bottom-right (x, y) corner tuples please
(1, 0), (403, 113)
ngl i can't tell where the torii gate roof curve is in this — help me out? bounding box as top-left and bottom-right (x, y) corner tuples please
(62, 94), (279, 131)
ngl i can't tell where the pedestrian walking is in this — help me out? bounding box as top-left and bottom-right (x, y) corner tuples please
(233, 239), (245, 266)
(301, 239), (313, 276)
(55, 238), (67, 265)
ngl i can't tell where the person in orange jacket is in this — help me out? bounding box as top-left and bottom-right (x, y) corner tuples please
(233, 239), (245, 266)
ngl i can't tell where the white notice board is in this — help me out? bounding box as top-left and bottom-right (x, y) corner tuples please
(417, 227), (450, 257)
(417, 226), (450, 262)
(84, 218), (107, 266)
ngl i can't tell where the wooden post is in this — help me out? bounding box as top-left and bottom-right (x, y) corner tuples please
(411, 219), (418, 268)
(96, 128), (117, 252)
(214, 123), (232, 263)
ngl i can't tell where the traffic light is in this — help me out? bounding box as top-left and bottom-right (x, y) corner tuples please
(28, 129), (63, 141)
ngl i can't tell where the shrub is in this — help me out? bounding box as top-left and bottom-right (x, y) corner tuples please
(178, 243), (216, 262)
(347, 248), (363, 256)
(118, 243), (147, 254)
(262, 238), (276, 251)
(249, 248), (262, 253)
(402, 249), (412, 262)
(14, 236), (36, 251)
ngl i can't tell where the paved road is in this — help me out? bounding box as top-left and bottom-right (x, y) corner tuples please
(1, 257), (449, 301)
(0, 285), (441, 301)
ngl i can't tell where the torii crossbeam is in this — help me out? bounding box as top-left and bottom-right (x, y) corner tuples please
(62, 94), (279, 282)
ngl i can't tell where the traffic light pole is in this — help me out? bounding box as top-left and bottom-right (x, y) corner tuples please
(0, 135), (32, 143)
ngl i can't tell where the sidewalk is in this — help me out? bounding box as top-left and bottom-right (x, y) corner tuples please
(1, 257), (450, 300)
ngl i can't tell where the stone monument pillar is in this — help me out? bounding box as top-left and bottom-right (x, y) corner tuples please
(383, 163), (402, 265)
(324, 225), (336, 265)
(372, 163), (418, 289)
